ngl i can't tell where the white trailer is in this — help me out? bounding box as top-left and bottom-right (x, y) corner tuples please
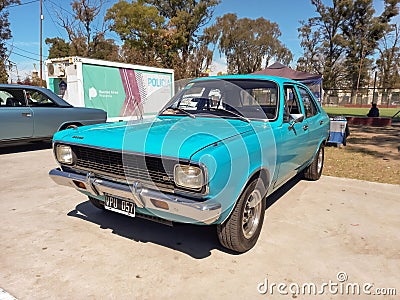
(45, 57), (174, 121)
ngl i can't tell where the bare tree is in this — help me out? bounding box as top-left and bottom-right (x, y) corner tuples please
(53, 0), (105, 57)
(72, 0), (103, 55)
(376, 24), (400, 103)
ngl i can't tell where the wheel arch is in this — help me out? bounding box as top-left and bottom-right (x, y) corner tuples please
(248, 168), (270, 194)
(58, 122), (83, 131)
(219, 167), (270, 224)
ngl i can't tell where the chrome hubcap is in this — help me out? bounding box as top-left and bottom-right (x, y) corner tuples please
(317, 149), (323, 173)
(242, 189), (262, 239)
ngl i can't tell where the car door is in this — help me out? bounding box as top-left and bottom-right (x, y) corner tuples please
(273, 84), (310, 188)
(27, 88), (73, 138)
(0, 88), (33, 141)
(296, 85), (326, 157)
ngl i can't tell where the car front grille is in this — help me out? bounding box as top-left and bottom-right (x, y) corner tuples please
(71, 145), (175, 189)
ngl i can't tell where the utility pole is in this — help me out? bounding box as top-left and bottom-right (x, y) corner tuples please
(40, 0), (43, 86)
(372, 71), (377, 104)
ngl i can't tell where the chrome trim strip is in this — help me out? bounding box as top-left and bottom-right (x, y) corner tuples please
(49, 168), (221, 225)
(92, 178), (145, 208)
(86, 172), (99, 196)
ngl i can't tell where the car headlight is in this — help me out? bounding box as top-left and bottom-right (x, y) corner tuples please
(174, 164), (205, 191)
(56, 145), (74, 165)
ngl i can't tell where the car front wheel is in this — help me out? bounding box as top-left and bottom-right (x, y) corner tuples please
(217, 178), (266, 253)
(304, 145), (324, 180)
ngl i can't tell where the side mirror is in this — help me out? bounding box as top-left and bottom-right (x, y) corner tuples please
(288, 114), (304, 131)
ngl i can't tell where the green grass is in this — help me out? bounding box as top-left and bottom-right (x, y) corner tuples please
(322, 106), (400, 118)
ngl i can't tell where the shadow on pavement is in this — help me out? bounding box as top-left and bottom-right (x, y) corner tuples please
(0, 141), (52, 154)
(67, 175), (303, 259)
(266, 174), (303, 210)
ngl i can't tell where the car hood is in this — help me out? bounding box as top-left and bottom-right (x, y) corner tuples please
(54, 116), (255, 160)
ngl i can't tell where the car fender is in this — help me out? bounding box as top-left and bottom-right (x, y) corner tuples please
(56, 118), (104, 132)
(303, 136), (328, 170)
(190, 125), (276, 224)
(218, 166), (271, 224)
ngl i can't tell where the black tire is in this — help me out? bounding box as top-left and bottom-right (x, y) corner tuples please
(89, 196), (105, 210)
(66, 124), (78, 129)
(304, 145), (324, 181)
(60, 123), (80, 131)
(217, 179), (266, 253)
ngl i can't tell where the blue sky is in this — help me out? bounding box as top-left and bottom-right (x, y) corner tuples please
(6, 0), (391, 81)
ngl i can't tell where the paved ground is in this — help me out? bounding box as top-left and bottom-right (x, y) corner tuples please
(0, 145), (399, 299)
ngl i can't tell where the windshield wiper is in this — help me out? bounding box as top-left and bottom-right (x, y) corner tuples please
(210, 107), (250, 123)
(162, 107), (196, 119)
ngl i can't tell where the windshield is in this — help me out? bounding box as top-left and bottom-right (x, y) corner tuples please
(159, 79), (279, 120)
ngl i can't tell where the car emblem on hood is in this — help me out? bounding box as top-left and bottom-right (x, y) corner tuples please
(72, 136), (84, 139)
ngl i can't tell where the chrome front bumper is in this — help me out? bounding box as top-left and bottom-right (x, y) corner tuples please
(49, 168), (221, 225)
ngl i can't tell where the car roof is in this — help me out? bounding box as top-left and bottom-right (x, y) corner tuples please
(0, 83), (71, 107)
(0, 83), (48, 90)
(192, 74), (307, 87)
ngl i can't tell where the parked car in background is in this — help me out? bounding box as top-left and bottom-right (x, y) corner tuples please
(0, 84), (107, 146)
(49, 75), (329, 253)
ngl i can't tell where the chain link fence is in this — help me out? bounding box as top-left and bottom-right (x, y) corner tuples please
(323, 88), (400, 107)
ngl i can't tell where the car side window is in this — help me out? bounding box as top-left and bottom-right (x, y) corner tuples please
(26, 90), (57, 107)
(283, 85), (301, 122)
(0, 89), (26, 107)
(297, 87), (318, 118)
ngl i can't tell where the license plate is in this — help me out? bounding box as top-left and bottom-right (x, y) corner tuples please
(104, 194), (135, 217)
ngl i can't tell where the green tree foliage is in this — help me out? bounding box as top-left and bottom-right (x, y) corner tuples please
(146, 0), (219, 60)
(340, 0), (398, 95)
(106, 1), (166, 66)
(106, 0), (220, 79)
(0, 0), (20, 83)
(298, 0), (399, 94)
(207, 13), (292, 74)
(149, 0), (220, 78)
(45, 37), (71, 58)
(90, 32), (120, 61)
(297, 0), (348, 89)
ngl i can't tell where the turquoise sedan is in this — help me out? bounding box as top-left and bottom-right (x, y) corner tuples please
(49, 75), (329, 253)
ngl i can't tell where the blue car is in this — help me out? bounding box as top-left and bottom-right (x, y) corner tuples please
(49, 75), (329, 252)
(0, 84), (107, 146)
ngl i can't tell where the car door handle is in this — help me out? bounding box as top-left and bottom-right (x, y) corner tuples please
(22, 112), (32, 117)
(319, 120), (324, 125)
(303, 125), (309, 131)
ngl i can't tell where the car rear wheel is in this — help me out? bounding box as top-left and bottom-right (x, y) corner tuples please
(217, 178), (266, 253)
(304, 145), (324, 180)
(88, 196), (105, 210)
